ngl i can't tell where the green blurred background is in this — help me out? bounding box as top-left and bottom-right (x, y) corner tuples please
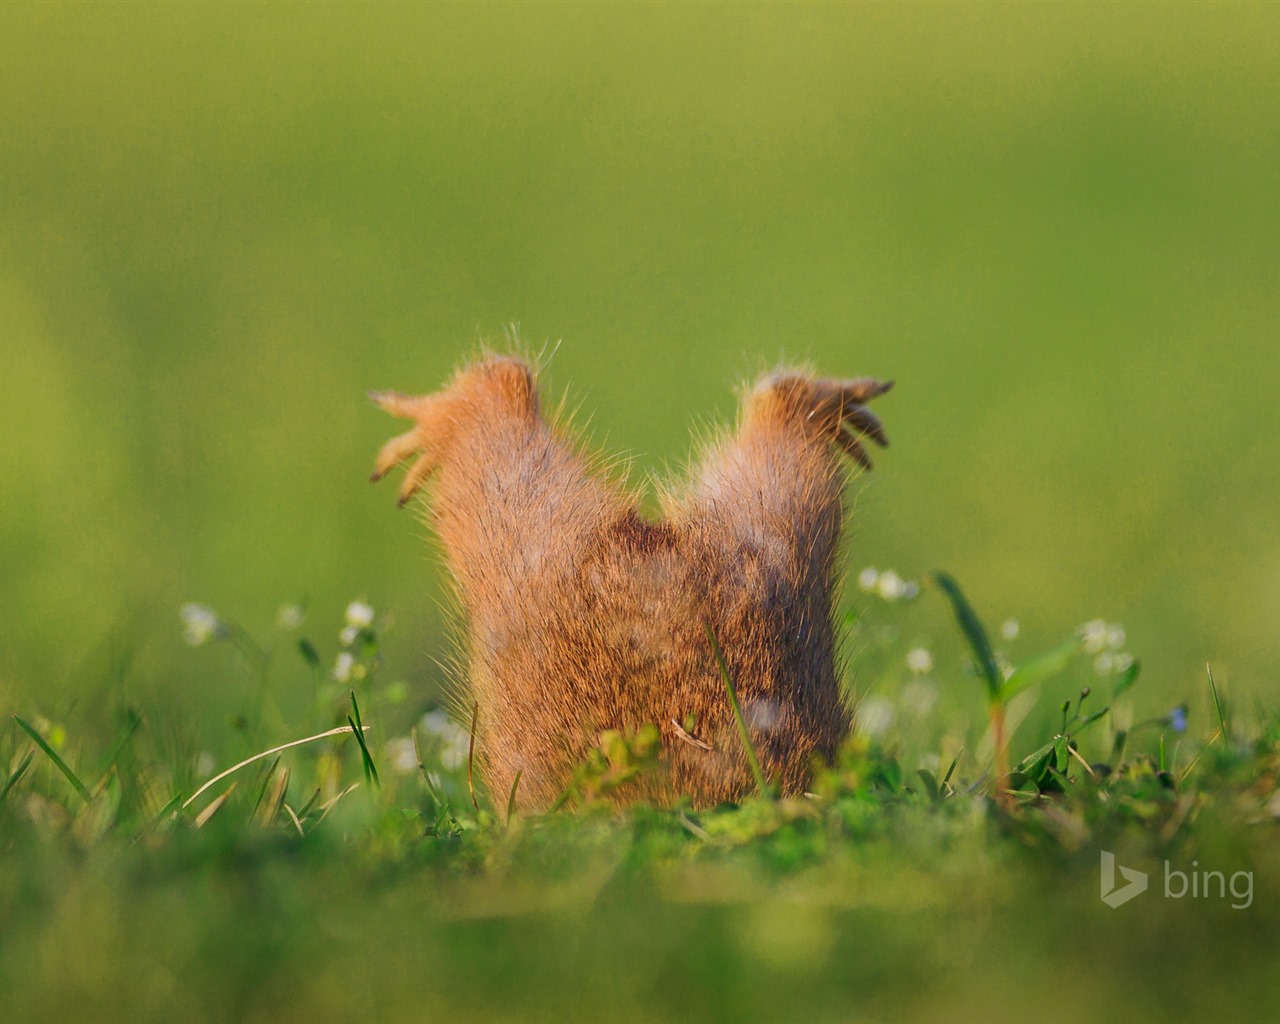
(2, 3), (1277, 723)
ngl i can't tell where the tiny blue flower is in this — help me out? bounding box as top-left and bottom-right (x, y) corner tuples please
(1168, 705), (1188, 733)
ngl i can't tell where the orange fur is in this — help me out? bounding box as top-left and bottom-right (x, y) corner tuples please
(372, 356), (892, 809)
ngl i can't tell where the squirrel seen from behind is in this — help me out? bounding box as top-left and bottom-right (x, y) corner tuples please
(371, 354), (892, 810)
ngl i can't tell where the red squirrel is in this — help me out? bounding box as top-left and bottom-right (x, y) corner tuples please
(372, 355), (891, 809)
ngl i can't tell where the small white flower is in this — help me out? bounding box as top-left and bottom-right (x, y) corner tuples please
(419, 710), (471, 770)
(901, 580), (920, 600)
(440, 734), (469, 771)
(344, 601), (375, 629)
(276, 604), (305, 631)
(858, 567), (879, 592)
(857, 697), (895, 737)
(339, 625), (360, 648)
(1114, 652), (1134, 672)
(1080, 619), (1109, 654)
(420, 709), (454, 737)
(901, 678), (939, 715)
(333, 651), (356, 683)
(1106, 624), (1126, 651)
(996, 651), (1015, 681)
(877, 570), (906, 602)
(1093, 652), (1116, 676)
(180, 604), (222, 647)
(385, 737), (419, 774)
(906, 647), (934, 675)
(1000, 619), (1020, 642)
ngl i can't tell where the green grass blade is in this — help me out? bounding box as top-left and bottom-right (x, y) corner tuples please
(933, 573), (1002, 702)
(95, 708), (143, 789)
(1113, 659), (1142, 698)
(506, 770), (522, 824)
(0, 751), (35, 805)
(347, 691), (379, 788)
(998, 640), (1079, 703)
(12, 715), (92, 803)
(466, 700), (479, 811)
(704, 621), (771, 798)
(1206, 663), (1228, 744)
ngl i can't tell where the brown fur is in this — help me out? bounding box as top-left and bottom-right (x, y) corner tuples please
(371, 356), (892, 809)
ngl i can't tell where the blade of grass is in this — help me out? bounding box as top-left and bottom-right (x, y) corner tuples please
(466, 701), (479, 811)
(704, 621), (771, 798)
(193, 783), (236, 828)
(506, 770), (522, 824)
(312, 782), (361, 828)
(997, 640), (1078, 703)
(282, 802), (306, 837)
(410, 726), (448, 807)
(13, 715), (91, 803)
(933, 575), (1011, 805)
(933, 573), (1001, 699)
(1206, 663), (1228, 745)
(182, 723), (368, 809)
(1, 751), (35, 805)
(151, 792), (184, 825)
(347, 690), (379, 789)
(94, 708), (142, 791)
(249, 756), (283, 822)
(254, 763), (290, 828)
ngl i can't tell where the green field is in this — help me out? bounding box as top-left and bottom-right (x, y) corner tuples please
(2, 5), (1279, 1022)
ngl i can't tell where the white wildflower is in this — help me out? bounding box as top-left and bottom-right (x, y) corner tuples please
(901, 580), (920, 600)
(1093, 652), (1116, 676)
(440, 733), (469, 771)
(420, 709), (454, 737)
(858, 567), (879, 592)
(1114, 652), (1134, 672)
(385, 737), (419, 774)
(906, 647), (934, 675)
(857, 697), (895, 738)
(420, 710), (471, 771)
(344, 601), (375, 629)
(276, 604), (305, 631)
(877, 570), (906, 602)
(1001, 619), (1020, 642)
(902, 678), (939, 715)
(333, 651), (356, 683)
(339, 625), (360, 648)
(1106, 624), (1126, 651)
(1080, 619), (1109, 654)
(180, 604), (222, 647)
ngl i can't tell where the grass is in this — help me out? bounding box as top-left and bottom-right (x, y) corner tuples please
(3, 7), (1280, 1018)
(2, 578), (1277, 1023)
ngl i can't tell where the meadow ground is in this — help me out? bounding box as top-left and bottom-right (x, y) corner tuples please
(2, 5), (1279, 1021)
(3, 584), (1278, 1023)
